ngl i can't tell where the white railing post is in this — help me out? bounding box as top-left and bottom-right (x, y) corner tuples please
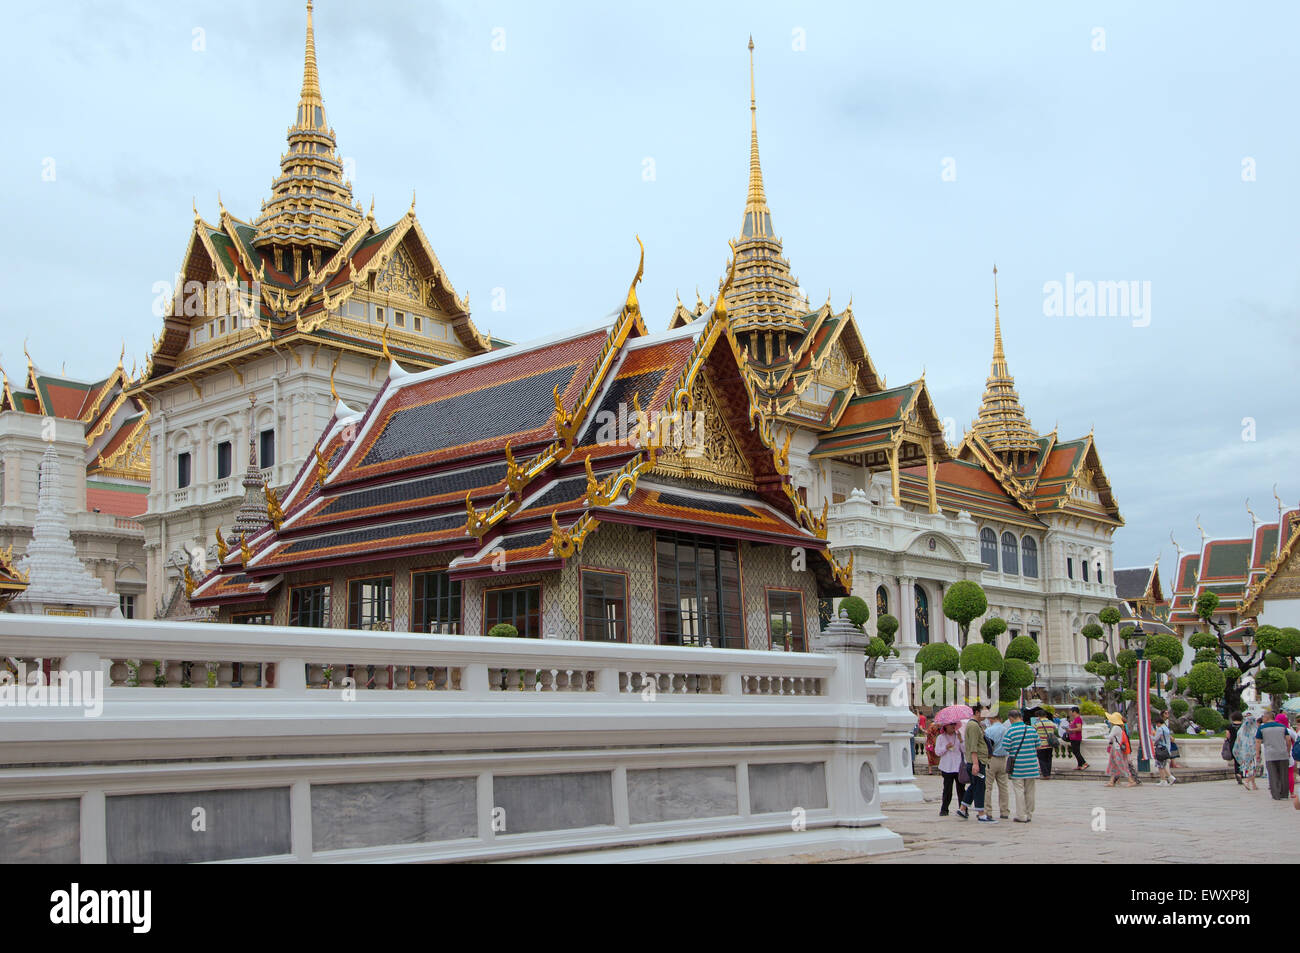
(462, 664), (490, 695)
(279, 657), (307, 694)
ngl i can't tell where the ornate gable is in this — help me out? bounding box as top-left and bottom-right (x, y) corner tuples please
(653, 367), (755, 491)
(374, 241), (424, 304)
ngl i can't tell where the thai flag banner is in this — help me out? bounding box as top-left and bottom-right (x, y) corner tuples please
(1136, 658), (1154, 761)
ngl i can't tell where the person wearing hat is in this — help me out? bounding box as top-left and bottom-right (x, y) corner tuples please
(959, 705), (996, 822)
(1104, 711), (1138, 788)
(1002, 708), (1041, 822)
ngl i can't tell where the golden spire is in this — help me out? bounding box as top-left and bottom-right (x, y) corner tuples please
(971, 264), (1037, 458)
(302, 0), (320, 101)
(253, 0), (361, 252)
(746, 36), (766, 217)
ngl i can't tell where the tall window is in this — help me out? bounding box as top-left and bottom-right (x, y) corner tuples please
(767, 590), (806, 652)
(177, 452), (191, 489)
(876, 585), (889, 618)
(1082, 560), (1090, 582)
(1021, 536), (1039, 578)
(485, 585), (541, 637)
(1029, 630), (1039, 644)
(289, 584), (331, 628)
(582, 571), (627, 642)
(979, 528), (998, 571)
(914, 585), (930, 645)
(216, 441), (232, 480)
(259, 430), (276, 468)
(1067, 558), (1074, 580)
(1001, 532), (1019, 575)
(347, 576), (393, 630)
(1096, 564), (1104, 585)
(119, 594), (135, 619)
(412, 570), (461, 634)
(656, 532), (743, 648)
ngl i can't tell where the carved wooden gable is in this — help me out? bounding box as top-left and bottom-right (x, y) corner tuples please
(374, 242), (425, 303)
(654, 369), (755, 490)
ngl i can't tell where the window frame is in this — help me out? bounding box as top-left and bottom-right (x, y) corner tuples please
(288, 581), (333, 628)
(347, 575), (394, 631)
(765, 587), (807, 652)
(580, 568), (629, 643)
(259, 429), (275, 468)
(1021, 536), (1039, 578)
(483, 583), (543, 638)
(979, 527), (998, 572)
(914, 584), (931, 645)
(654, 531), (744, 649)
(410, 567), (462, 634)
(177, 451), (191, 489)
(1000, 532), (1019, 576)
(216, 440), (233, 480)
(232, 611), (272, 625)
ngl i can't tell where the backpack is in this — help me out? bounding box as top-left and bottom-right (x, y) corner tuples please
(1222, 736), (1234, 761)
(1292, 736), (1300, 762)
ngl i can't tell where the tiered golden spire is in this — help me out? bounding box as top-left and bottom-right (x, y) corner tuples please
(253, 1), (363, 255)
(720, 37), (808, 337)
(971, 265), (1039, 458)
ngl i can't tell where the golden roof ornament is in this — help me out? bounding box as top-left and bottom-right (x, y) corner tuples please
(504, 441), (526, 494)
(380, 322), (393, 362)
(583, 455), (601, 504)
(554, 383), (577, 451)
(551, 512), (598, 560)
(240, 534), (252, 566)
(626, 234), (645, 314)
(183, 565), (197, 598)
(329, 351), (340, 401)
(264, 483), (285, 531)
(314, 447), (329, 487)
(214, 526), (229, 563)
(465, 491), (488, 538)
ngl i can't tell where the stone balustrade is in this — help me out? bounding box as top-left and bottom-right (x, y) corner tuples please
(0, 613), (908, 863)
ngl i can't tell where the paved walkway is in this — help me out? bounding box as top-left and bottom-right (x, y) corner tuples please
(802, 773), (1294, 863)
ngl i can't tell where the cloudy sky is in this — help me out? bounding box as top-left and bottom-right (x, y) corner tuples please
(3, 0), (1297, 572)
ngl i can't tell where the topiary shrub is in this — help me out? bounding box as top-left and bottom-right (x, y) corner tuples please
(1103, 679), (1121, 694)
(1195, 591), (1220, 621)
(1120, 626), (1136, 641)
(1000, 657), (1034, 702)
(1116, 648), (1138, 671)
(838, 596), (870, 629)
(1264, 651), (1290, 670)
(1176, 676), (1189, 694)
(1185, 661), (1227, 705)
(960, 642), (1004, 674)
(1170, 698), (1189, 717)
(864, 636), (891, 676)
(979, 616), (1007, 644)
(1193, 648), (1219, 666)
(1192, 706), (1227, 732)
(488, 623), (519, 638)
(1099, 606), (1122, 628)
(916, 642), (960, 676)
(1005, 635), (1040, 664)
(1090, 651), (1109, 665)
(876, 613), (899, 646)
(1120, 689), (1137, 702)
(1188, 631), (1218, 651)
(1223, 667), (1241, 683)
(1286, 670), (1300, 693)
(1276, 628), (1300, 660)
(1256, 666), (1289, 697)
(1148, 694), (1167, 712)
(943, 581), (988, 647)
(1149, 655), (1172, 675)
(1144, 633), (1184, 667)
(1254, 624), (1282, 653)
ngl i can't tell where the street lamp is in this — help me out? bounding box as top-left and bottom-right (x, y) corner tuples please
(1131, 620), (1151, 775)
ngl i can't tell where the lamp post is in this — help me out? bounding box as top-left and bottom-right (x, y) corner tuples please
(1131, 620), (1150, 774)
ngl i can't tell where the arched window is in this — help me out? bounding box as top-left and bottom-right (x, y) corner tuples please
(914, 585), (930, 645)
(1001, 532), (1019, 575)
(980, 528), (998, 571)
(876, 585), (889, 618)
(1022, 536), (1039, 578)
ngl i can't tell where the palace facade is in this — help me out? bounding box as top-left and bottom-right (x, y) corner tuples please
(190, 248), (851, 645)
(124, 2), (501, 618)
(659, 42), (1126, 694)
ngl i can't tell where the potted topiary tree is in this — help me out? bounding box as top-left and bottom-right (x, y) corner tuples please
(979, 616), (1007, 645)
(959, 641), (1004, 708)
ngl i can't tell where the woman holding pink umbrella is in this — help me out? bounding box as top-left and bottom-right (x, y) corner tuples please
(933, 704), (971, 816)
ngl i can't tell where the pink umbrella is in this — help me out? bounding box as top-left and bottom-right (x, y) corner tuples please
(934, 704), (974, 726)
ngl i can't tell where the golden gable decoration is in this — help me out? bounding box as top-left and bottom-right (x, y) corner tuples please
(654, 368), (755, 490)
(374, 243), (424, 303)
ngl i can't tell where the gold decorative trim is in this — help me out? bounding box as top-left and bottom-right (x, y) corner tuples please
(551, 511), (598, 559)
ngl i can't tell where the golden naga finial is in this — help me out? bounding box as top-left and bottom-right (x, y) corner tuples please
(774, 427), (793, 475)
(554, 384), (577, 451)
(264, 483), (285, 531)
(584, 455), (600, 503)
(380, 322), (393, 362)
(329, 351), (340, 402)
(1246, 497), (1259, 527)
(239, 533), (252, 567)
(193, 196), (200, 223)
(183, 565), (197, 598)
(714, 240), (739, 324)
(551, 511), (597, 560)
(817, 497), (829, 539)
(368, 195), (375, 220)
(214, 526), (229, 563)
(1195, 514), (1207, 546)
(410, 190), (417, 214)
(315, 447), (329, 487)
(626, 234), (645, 314)
(465, 491), (487, 538)
(504, 440), (526, 494)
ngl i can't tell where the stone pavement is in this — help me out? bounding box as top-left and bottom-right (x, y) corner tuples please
(782, 772), (1296, 863)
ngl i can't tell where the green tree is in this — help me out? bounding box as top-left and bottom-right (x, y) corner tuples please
(1185, 661), (1227, 706)
(488, 623), (519, 638)
(917, 642), (959, 676)
(1170, 698), (1189, 717)
(1256, 666), (1290, 705)
(838, 596), (870, 629)
(1144, 633), (1184, 668)
(1000, 658), (1035, 702)
(1099, 606), (1122, 658)
(959, 643), (1005, 707)
(942, 581), (988, 648)
(876, 614), (900, 645)
(1081, 622), (1110, 663)
(979, 616), (1007, 645)
(1005, 635), (1040, 664)
(1192, 706), (1227, 732)
(1193, 648), (1220, 666)
(1197, 594), (1267, 716)
(864, 636), (893, 677)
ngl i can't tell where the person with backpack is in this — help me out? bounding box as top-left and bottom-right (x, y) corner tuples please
(1032, 710), (1057, 779)
(1278, 713), (1296, 795)
(1256, 712), (1293, 800)
(959, 705), (996, 823)
(1153, 712), (1176, 786)
(1002, 708), (1041, 822)
(1104, 711), (1138, 788)
(1224, 713), (1243, 785)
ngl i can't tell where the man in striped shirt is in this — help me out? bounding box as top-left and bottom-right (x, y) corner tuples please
(1002, 709), (1042, 823)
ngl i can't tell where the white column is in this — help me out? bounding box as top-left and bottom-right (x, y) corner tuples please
(898, 576), (916, 645)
